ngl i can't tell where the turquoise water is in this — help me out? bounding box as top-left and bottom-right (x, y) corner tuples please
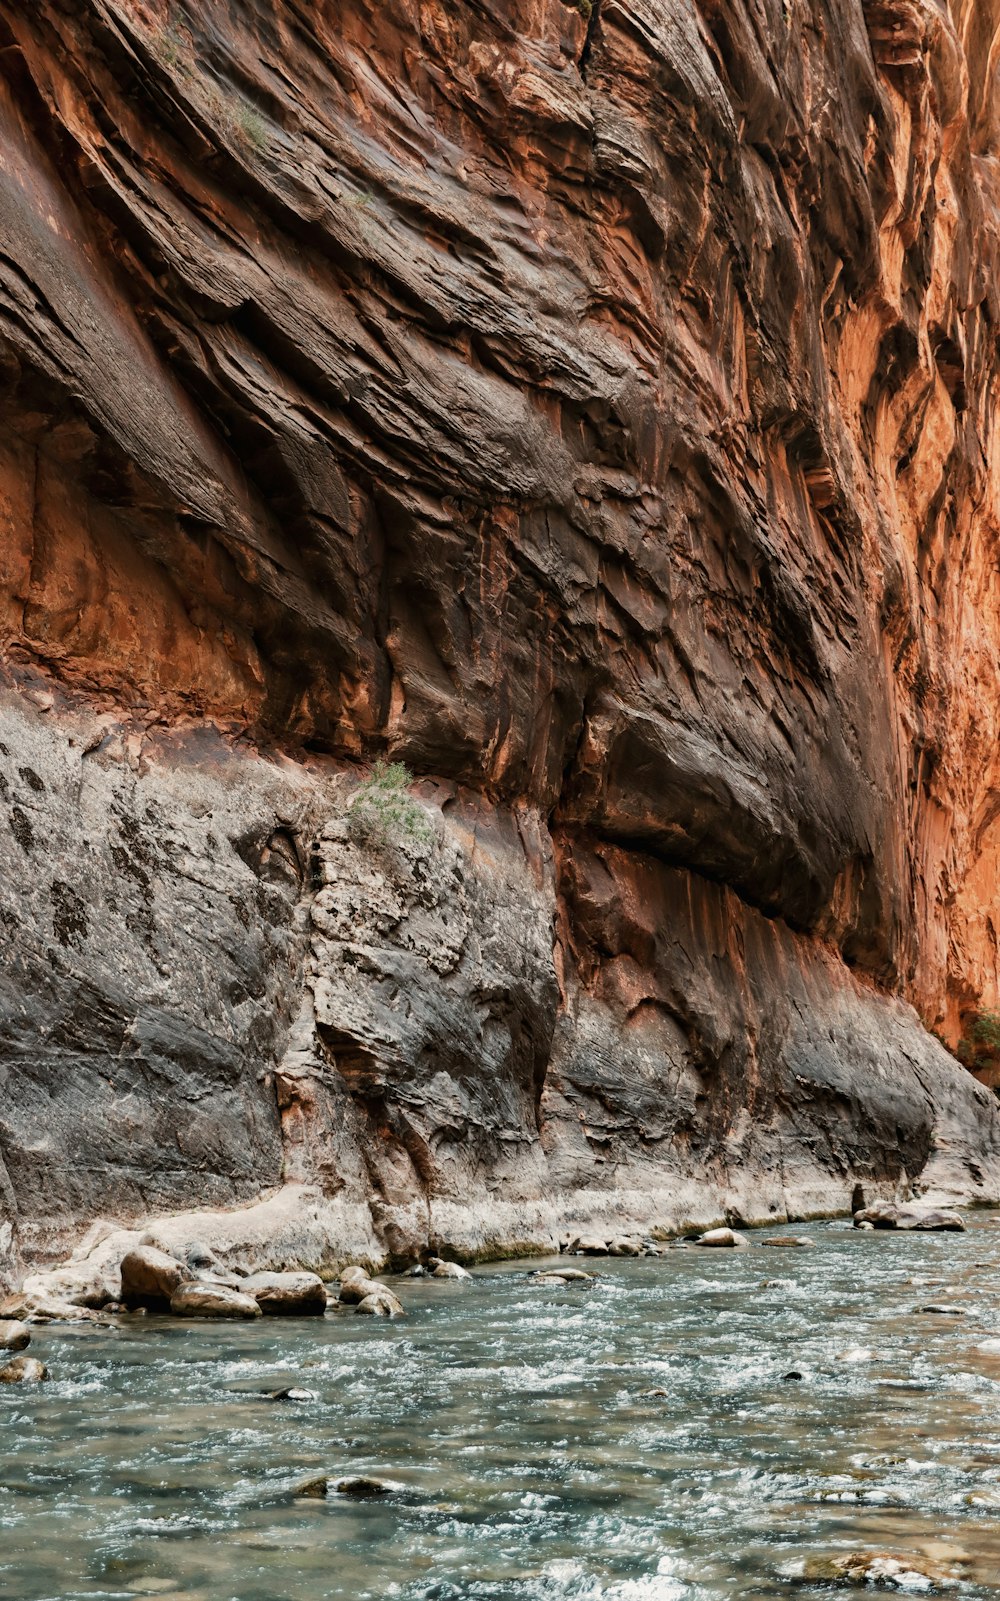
(3, 1219), (1000, 1598)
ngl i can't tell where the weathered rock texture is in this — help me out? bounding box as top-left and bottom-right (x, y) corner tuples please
(2, 0), (1000, 1279)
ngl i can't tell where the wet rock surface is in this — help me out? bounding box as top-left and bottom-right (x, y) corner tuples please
(0, 1355), (48, 1384)
(1, 0), (1000, 1283)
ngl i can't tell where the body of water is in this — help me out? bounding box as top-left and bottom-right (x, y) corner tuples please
(3, 1218), (1000, 1598)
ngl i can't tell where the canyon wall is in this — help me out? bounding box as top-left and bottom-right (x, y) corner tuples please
(2, 0), (1000, 1278)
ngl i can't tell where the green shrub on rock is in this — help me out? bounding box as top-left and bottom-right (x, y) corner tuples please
(346, 760), (432, 850)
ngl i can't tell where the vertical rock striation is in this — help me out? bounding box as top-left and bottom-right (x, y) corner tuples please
(1, 0), (1000, 1276)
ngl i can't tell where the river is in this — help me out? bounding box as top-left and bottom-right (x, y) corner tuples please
(3, 1217), (1000, 1598)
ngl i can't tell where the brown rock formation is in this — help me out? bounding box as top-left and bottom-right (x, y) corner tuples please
(2, 0), (1000, 1278)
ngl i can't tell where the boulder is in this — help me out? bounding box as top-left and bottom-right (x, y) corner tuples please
(355, 1289), (404, 1318)
(243, 1271), (327, 1316)
(853, 1203), (965, 1232)
(762, 1236), (815, 1248)
(608, 1238), (643, 1256)
(0, 1356), (48, 1383)
(0, 1320), (30, 1351)
(338, 1273), (382, 1306)
(429, 1259), (471, 1280)
(20, 1265), (112, 1308)
(121, 1245), (191, 1310)
(568, 1236), (609, 1255)
(169, 1284), (262, 1319)
(335, 1476), (390, 1497)
(0, 1291), (104, 1323)
(339, 1265), (373, 1289)
(695, 1227), (748, 1248)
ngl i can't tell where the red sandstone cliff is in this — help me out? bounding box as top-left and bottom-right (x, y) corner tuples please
(1, 0), (1000, 1278)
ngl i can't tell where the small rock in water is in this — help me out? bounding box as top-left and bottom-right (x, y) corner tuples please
(0, 1355), (48, 1383)
(796, 1550), (959, 1590)
(243, 1271), (327, 1316)
(355, 1290), (404, 1318)
(169, 1284), (262, 1320)
(695, 1228), (747, 1248)
(428, 1258), (471, 1279)
(339, 1265), (374, 1289)
(0, 1320), (30, 1351)
(334, 1476), (390, 1497)
(266, 1387), (317, 1402)
(295, 1476), (329, 1499)
(337, 1269), (383, 1305)
(782, 1370), (804, 1382)
(762, 1237), (814, 1248)
(568, 1236), (609, 1255)
(853, 1203), (965, 1232)
(529, 1267), (594, 1286)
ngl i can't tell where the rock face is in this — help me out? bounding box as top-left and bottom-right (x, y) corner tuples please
(2, 0), (1000, 1281)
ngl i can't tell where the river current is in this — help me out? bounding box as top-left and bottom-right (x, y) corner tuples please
(3, 1217), (1000, 1599)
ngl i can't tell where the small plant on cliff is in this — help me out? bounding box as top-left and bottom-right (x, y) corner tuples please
(346, 760), (432, 850)
(955, 1009), (1000, 1086)
(972, 1010), (1000, 1051)
(231, 101), (268, 152)
(152, 21), (194, 73)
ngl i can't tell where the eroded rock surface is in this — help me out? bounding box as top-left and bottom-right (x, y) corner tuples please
(2, 0), (1000, 1280)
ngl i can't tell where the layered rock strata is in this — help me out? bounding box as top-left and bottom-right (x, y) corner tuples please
(2, 0), (1000, 1280)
